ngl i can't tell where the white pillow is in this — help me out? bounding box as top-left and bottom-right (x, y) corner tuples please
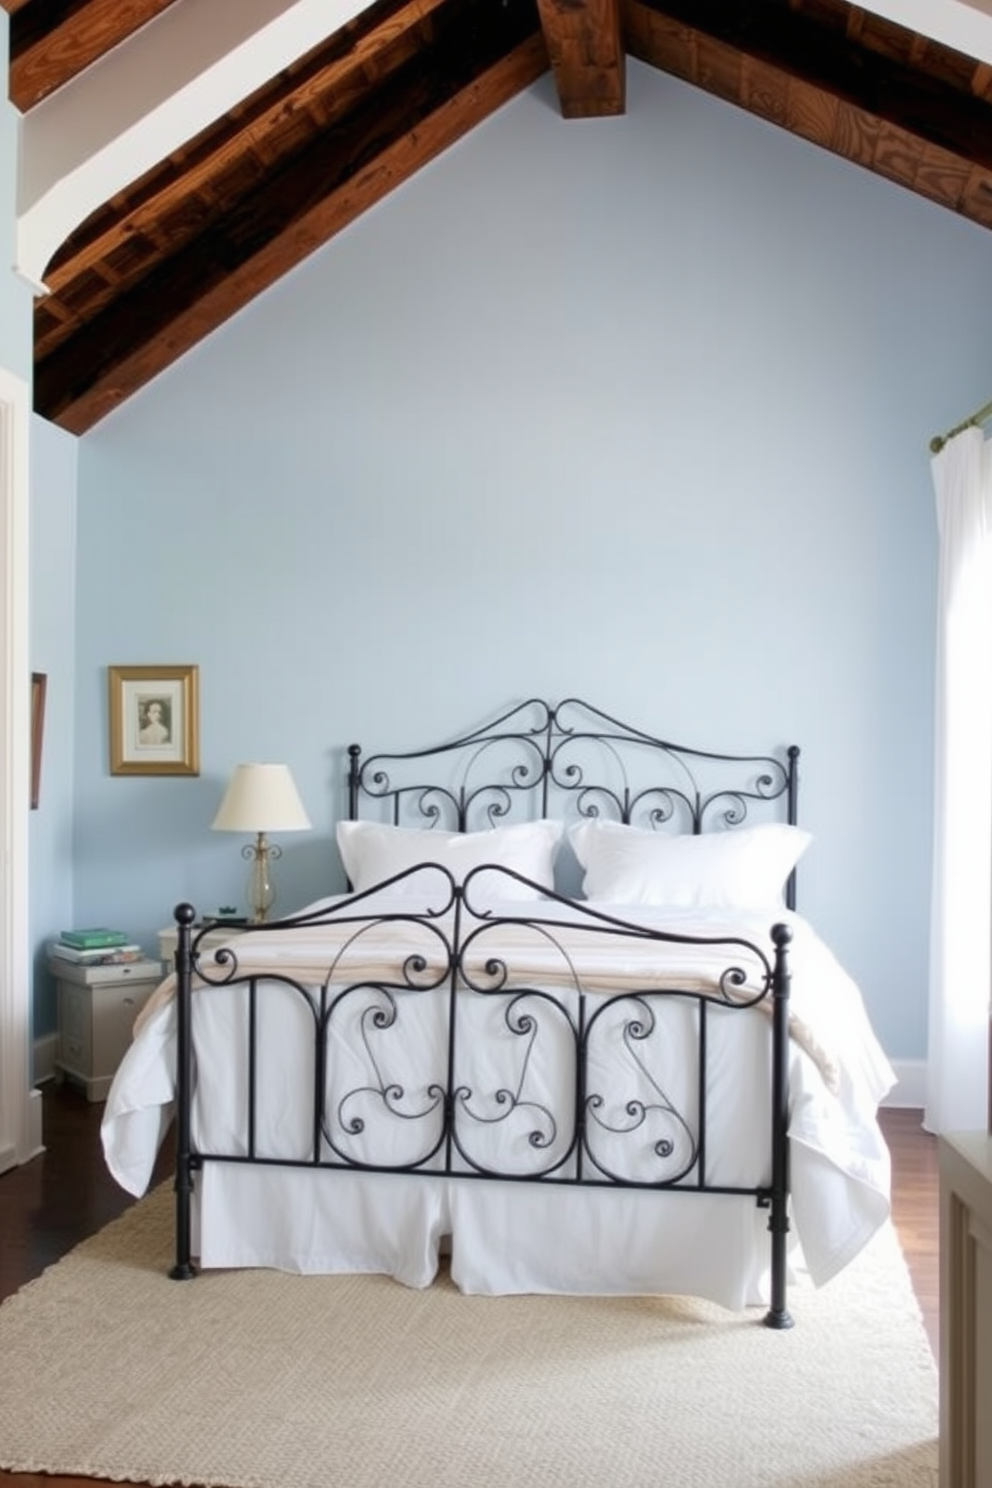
(336, 819), (562, 903)
(569, 819), (811, 909)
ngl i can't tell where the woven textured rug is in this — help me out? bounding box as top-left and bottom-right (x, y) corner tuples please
(0, 1184), (937, 1488)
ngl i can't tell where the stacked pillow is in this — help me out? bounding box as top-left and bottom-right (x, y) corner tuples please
(569, 819), (811, 909)
(336, 819), (562, 903)
(336, 817), (810, 911)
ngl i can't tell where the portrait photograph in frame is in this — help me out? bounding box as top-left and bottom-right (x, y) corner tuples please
(109, 664), (200, 777)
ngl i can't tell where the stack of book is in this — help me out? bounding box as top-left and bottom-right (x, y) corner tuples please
(50, 927), (145, 966)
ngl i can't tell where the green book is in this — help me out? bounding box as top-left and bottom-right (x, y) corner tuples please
(59, 927), (130, 949)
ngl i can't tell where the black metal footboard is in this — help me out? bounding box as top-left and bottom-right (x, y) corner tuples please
(168, 885), (795, 1329)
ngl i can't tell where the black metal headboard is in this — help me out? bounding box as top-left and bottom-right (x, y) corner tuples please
(347, 697), (801, 908)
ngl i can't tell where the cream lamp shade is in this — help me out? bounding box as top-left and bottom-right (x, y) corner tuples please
(212, 763), (312, 834)
(211, 764), (312, 922)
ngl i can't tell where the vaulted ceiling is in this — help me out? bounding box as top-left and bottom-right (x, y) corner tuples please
(5, 0), (992, 435)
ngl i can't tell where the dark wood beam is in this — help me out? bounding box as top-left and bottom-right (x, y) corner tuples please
(17, 0), (992, 433)
(37, 0), (453, 337)
(7, 0), (180, 109)
(536, 0), (624, 117)
(35, 31), (549, 431)
(627, 0), (992, 169)
(624, 0), (992, 228)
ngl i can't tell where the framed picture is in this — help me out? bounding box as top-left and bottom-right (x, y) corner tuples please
(31, 672), (47, 809)
(109, 664), (200, 777)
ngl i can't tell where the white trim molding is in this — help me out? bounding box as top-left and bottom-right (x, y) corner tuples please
(32, 1031), (57, 1086)
(0, 369), (32, 1173)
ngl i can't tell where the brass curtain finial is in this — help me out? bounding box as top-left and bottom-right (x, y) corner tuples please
(930, 397), (992, 455)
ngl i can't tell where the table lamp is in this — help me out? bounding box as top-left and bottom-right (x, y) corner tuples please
(211, 763), (312, 922)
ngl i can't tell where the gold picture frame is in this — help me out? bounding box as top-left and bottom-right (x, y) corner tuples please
(109, 665), (200, 777)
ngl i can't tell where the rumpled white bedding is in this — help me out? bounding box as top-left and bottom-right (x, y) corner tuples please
(101, 895), (895, 1310)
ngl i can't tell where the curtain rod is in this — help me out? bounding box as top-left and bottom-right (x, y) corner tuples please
(930, 397), (992, 454)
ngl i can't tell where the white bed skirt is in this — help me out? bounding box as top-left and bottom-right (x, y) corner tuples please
(192, 1165), (777, 1310)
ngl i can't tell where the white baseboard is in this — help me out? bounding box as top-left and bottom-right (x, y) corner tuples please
(0, 1088), (45, 1170)
(882, 1058), (926, 1109)
(24, 1087), (44, 1161)
(32, 1032), (57, 1086)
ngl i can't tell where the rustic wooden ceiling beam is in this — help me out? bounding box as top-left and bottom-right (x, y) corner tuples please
(625, 0), (992, 171)
(6, 0), (179, 110)
(16, 0), (384, 287)
(14, 0), (992, 433)
(40, 0), (450, 301)
(34, 29), (549, 432)
(535, 0), (625, 117)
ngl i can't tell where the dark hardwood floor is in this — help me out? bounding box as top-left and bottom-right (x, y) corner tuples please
(0, 1087), (939, 1488)
(0, 1083), (170, 1297)
(882, 1104), (940, 1358)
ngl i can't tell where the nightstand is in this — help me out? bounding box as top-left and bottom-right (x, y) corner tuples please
(158, 922), (247, 970)
(52, 957), (163, 1102)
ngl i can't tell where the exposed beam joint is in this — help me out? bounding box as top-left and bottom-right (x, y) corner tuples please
(536, 0), (625, 117)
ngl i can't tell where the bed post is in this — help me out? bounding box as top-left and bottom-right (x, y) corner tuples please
(784, 745), (800, 911)
(764, 921), (794, 1329)
(169, 902), (197, 1281)
(347, 744), (362, 821)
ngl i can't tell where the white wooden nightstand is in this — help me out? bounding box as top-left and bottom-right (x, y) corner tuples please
(158, 922), (247, 970)
(51, 957), (163, 1102)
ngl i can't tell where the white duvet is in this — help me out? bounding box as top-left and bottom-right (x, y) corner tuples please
(101, 894), (895, 1310)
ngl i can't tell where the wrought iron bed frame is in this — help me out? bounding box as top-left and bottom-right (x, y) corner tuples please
(169, 697), (801, 1328)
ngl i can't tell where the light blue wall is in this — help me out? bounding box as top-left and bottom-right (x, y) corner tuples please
(64, 60), (992, 1061)
(6, 11), (67, 1055)
(29, 420), (78, 1039)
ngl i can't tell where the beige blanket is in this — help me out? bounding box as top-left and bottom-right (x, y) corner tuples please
(138, 898), (842, 1091)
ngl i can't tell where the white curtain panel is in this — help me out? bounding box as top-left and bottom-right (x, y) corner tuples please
(926, 426), (992, 1133)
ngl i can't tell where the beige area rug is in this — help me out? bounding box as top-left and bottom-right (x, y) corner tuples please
(0, 1185), (937, 1488)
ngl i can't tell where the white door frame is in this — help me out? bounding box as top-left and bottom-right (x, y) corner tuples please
(0, 369), (33, 1172)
